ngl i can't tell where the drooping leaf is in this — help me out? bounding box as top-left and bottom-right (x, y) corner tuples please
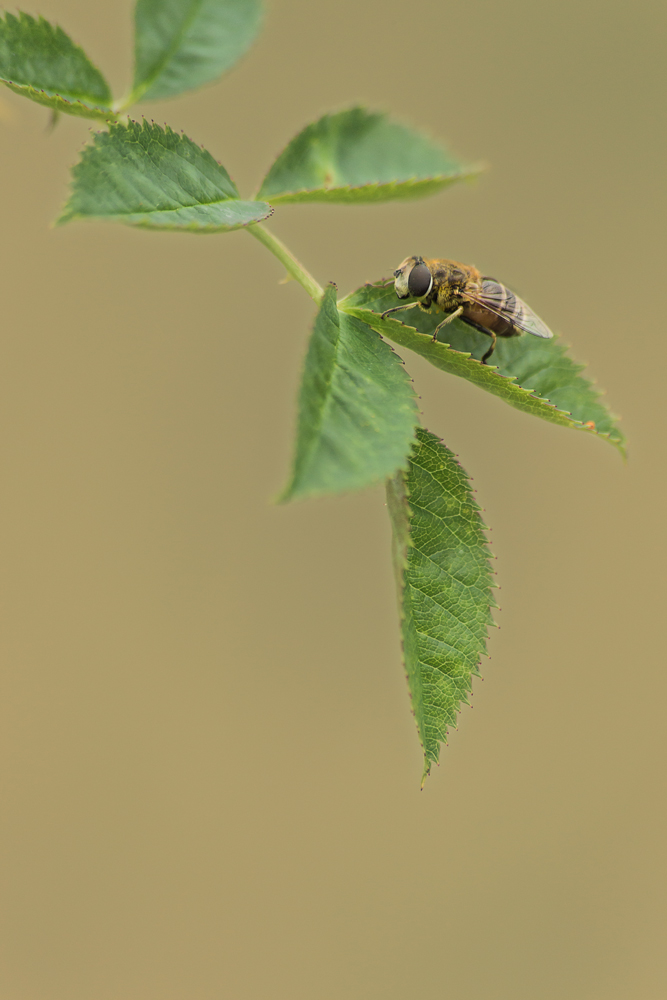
(387, 427), (495, 785)
(0, 11), (114, 121)
(256, 108), (478, 205)
(57, 119), (272, 232)
(281, 285), (419, 502)
(132, 0), (263, 103)
(341, 280), (625, 454)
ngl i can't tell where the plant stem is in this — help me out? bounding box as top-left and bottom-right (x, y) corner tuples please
(111, 93), (139, 115)
(248, 224), (324, 304)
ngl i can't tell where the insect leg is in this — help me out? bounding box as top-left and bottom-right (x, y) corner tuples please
(459, 316), (498, 364)
(380, 302), (420, 320)
(431, 306), (464, 341)
(481, 331), (497, 364)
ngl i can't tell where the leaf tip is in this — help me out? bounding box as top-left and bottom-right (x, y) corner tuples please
(420, 758), (432, 789)
(272, 481), (295, 505)
(53, 207), (74, 227)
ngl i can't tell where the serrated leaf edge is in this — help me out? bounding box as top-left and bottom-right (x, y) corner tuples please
(340, 282), (625, 455)
(387, 430), (497, 787)
(260, 169), (481, 204)
(0, 11), (113, 116)
(55, 119), (272, 228)
(130, 0), (264, 105)
(1, 80), (116, 120)
(255, 104), (479, 201)
(279, 287), (419, 503)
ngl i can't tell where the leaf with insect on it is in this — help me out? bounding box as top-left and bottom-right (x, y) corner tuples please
(57, 119), (272, 232)
(387, 427), (496, 786)
(280, 285), (419, 502)
(256, 107), (479, 205)
(0, 11), (115, 122)
(131, 0), (263, 104)
(340, 279), (625, 455)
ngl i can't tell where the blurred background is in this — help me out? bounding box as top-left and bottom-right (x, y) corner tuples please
(0, 0), (665, 997)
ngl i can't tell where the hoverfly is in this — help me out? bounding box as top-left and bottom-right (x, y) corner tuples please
(381, 256), (553, 364)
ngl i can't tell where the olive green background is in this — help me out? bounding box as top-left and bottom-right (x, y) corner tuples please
(0, 1), (664, 997)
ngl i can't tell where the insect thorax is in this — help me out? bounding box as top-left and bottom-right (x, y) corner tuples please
(433, 282), (462, 312)
(426, 259), (480, 313)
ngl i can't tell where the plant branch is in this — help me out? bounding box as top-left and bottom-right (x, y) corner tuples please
(248, 223), (324, 304)
(112, 92), (139, 114)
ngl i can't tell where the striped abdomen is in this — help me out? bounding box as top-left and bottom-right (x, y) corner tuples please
(462, 279), (553, 340)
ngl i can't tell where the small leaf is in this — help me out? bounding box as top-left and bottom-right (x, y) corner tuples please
(256, 108), (477, 205)
(57, 119), (272, 232)
(0, 11), (114, 122)
(341, 280), (625, 454)
(132, 0), (263, 103)
(281, 285), (419, 502)
(387, 427), (495, 785)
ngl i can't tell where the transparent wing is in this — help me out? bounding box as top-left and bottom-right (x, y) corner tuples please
(465, 280), (554, 339)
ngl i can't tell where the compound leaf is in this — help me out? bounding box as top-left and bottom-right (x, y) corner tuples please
(57, 119), (272, 232)
(281, 285), (419, 502)
(132, 0), (263, 103)
(387, 427), (495, 785)
(256, 108), (478, 205)
(0, 11), (114, 122)
(341, 280), (624, 454)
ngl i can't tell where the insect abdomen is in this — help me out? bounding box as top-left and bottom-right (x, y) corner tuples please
(467, 280), (524, 337)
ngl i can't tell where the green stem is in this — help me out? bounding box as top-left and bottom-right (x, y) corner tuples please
(112, 91), (140, 115)
(248, 224), (324, 304)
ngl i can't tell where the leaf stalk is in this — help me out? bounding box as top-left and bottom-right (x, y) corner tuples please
(248, 223), (324, 304)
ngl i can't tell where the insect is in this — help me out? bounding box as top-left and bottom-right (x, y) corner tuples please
(381, 256), (553, 364)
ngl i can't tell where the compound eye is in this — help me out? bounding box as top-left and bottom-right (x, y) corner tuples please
(407, 262), (432, 297)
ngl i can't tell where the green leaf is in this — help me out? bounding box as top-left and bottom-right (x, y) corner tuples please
(256, 108), (478, 205)
(281, 285), (419, 502)
(341, 280), (625, 454)
(132, 0), (263, 103)
(0, 11), (114, 122)
(57, 119), (272, 232)
(387, 427), (495, 785)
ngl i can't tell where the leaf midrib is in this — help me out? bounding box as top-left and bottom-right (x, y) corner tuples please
(134, 0), (205, 100)
(407, 575), (486, 645)
(93, 195), (242, 218)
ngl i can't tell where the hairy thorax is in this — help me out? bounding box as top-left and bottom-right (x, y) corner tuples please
(423, 258), (480, 309)
(423, 258), (518, 337)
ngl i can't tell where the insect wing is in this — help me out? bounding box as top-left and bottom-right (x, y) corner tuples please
(468, 280), (554, 339)
(508, 294), (554, 339)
